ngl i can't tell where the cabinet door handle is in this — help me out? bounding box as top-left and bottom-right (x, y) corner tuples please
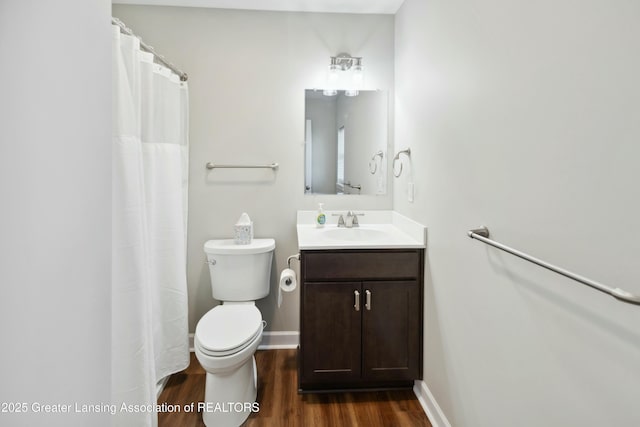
(365, 289), (372, 311)
(354, 290), (360, 311)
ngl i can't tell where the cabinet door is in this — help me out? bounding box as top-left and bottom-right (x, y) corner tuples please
(362, 281), (421, 381)
(301, 282), (362, 383)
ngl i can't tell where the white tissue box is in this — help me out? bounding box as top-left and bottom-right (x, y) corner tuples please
(234, 222), (253, 245)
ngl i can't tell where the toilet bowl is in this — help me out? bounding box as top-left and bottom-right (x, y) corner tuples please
(195, 304), (264, 372)
(195, 238), (275, 427)
(195, 304), (265, 426)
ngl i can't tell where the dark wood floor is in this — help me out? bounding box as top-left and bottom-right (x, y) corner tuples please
(158, 349), (432, 427)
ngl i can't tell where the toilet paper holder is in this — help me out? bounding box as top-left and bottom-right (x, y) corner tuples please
(287, 253), (300, 268)
(278, 256), (299, 308)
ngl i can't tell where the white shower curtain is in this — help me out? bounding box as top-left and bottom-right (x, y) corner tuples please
(111, 25), (189, 427)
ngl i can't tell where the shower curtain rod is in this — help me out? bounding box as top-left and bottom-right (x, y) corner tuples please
(112, 17), (188, 82)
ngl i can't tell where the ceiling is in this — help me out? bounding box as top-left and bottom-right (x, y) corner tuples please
(112, 0), (406, 14)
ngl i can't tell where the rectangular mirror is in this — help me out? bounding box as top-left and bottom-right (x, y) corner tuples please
(304, 89), (388, 195)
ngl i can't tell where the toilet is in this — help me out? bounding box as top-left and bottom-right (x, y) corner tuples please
(195, 238), (275, 427)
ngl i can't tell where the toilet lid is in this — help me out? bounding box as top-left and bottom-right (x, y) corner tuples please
(196, 305), (263, 354)
(204, 238), (275, 255)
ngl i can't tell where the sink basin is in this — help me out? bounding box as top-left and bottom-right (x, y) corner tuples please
(321, 227), (390, 242)
(296, 211), (426, 250)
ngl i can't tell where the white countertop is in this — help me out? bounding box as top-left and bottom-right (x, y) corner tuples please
(296, 210), (426, 250)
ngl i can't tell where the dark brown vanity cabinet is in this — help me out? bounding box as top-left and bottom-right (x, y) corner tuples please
(299, 249), (424, 392)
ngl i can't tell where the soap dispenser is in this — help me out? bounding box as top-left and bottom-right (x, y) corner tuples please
(316, 203), (326, 228)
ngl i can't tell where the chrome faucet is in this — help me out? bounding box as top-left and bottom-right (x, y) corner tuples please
(345, 211), (357, 228)
(335, 211), (364, 228)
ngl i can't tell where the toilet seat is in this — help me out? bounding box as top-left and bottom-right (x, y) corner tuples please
(195, 304), (263, 357)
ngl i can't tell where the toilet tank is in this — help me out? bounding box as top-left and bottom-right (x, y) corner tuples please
(204, 238), (275, 302)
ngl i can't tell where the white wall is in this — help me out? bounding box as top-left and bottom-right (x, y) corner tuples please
(111, 5), (395, 332)
(0, 1), (112, 426)
(395, 0), (640, 426)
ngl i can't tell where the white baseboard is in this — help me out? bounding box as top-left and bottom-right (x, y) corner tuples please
(258, 331), (299, 349)
(413, 380), (452, 427)
(189, 331), (299, 352)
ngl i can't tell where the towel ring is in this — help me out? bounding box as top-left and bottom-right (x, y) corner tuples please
(392, 148), (411, 177)
(368, 151), (384, 174)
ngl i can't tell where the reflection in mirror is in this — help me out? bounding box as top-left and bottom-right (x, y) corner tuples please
(304, 89), (388, 195)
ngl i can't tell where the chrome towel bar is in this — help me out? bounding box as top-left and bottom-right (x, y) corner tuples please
(206, 162), (279, 170)
(468, 226), (640, 305)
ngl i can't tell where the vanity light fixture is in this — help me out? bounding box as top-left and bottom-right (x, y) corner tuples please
(323, 53), (364, 96)
(328, 57), (340, 83)
(351, 58), (364, 86)
(330, 53), (363, 72)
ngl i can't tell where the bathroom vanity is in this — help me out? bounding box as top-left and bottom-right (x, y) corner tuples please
(296, 211), (426, 392)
